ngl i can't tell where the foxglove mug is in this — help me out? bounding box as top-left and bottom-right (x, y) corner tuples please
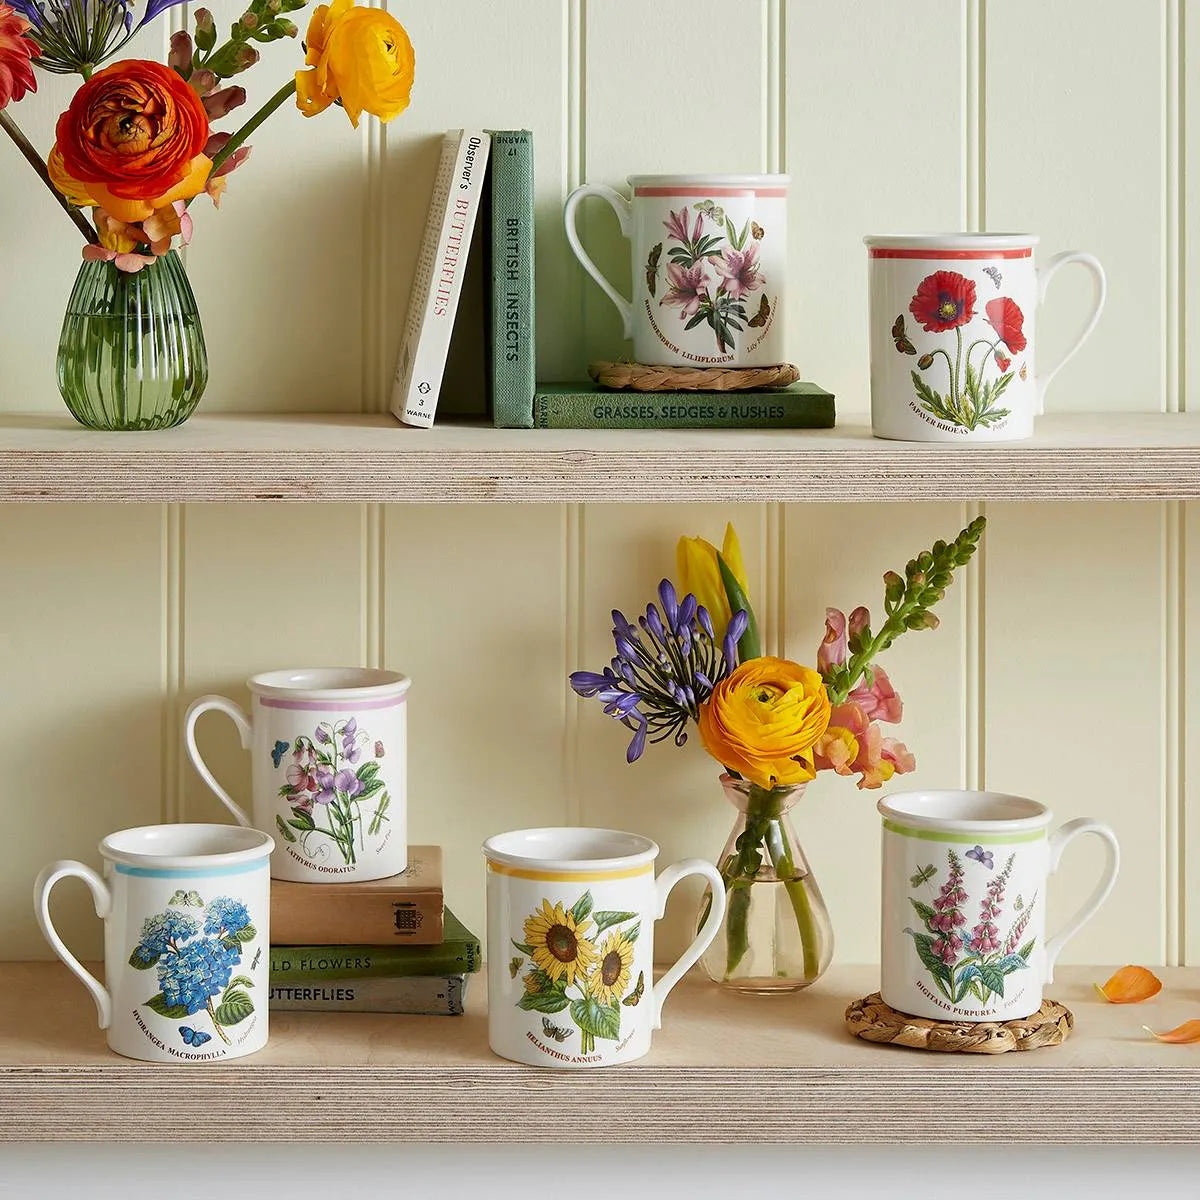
(565, 174), (788, 368)
(185, 668), (410, 882)
(866, 233), (1106, 442)
(35, 824), (272, 1062)
(484, 827), (726, 1068)
(879, 790), (1119, 1022)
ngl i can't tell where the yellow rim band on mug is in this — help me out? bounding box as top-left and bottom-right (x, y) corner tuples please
(486, 860), (654, 883)
(882, 818), (1044, 845)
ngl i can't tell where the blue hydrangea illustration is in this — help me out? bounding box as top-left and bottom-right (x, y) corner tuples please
(204, 896), (250, 936)
(137, 910), (200, 959)
(157, 937), (240, 1015)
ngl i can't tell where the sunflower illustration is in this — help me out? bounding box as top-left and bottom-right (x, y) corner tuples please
(590, 930), (635, 1006)
(522, 970), (543, 994)
(524, 900), (596, 987)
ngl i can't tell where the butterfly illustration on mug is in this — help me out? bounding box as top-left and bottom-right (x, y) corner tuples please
(645, 242), (662, 297)
(270, 739), (290, 768)
(622, 970), (645, 1007)
(542, 1017), (570, 1043)
(966, 845), (994, 870)
(180, 1026), (212, 1047)
(747, 294), (770, 329)
(983, 265), (1003, 289)
(168, 889), (204, 907)
(891, 314), (916, 355)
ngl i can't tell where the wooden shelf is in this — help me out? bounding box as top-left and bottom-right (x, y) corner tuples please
(2, 962), (1198, 1143)
(2, 412), (1199, 503)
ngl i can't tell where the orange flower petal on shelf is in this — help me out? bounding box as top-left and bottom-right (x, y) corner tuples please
(1094, 964), (1163, 1004)
(1143, 1020), (1200, 1044)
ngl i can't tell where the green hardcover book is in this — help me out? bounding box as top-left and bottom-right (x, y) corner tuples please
(485, 129), (536, 428)
(270, 908), (481, 983)
(532, 381), (835, 430)
(269, 974), (469, 1015)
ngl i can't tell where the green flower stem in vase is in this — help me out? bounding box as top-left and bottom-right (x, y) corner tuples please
(698, 775), (833, 994)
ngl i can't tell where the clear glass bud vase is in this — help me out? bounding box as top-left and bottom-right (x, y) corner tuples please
(698, 775), (834, 993)
(57, 250), (207, 430)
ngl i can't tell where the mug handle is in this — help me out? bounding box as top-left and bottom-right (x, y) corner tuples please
(1043, 817), (1120, 983)
(34, 861), (113, 1028)
(1035, 251), (1106, 414)
(184, 694), (254, 827)
(563, 184), (634, 337)
(651, 858), (727, 1029)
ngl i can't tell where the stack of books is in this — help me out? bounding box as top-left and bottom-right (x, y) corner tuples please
(267, 846), (480, 1015)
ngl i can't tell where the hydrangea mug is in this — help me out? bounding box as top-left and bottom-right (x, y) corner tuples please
(185, 668), (410, 882)
(866, 234), (1106, 442)
(485, 827), (726, 1068)
(879, 790), (1119, 1022)
(34, 824), (272, 1062)
(565, 174), (788, 368)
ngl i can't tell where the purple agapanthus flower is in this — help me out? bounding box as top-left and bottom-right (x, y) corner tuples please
(570, 578), (746, 765)
(11, 0), (188, 74)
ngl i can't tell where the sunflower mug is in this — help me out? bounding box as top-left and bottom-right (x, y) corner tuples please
(879, 790), (1119, 1022)
(565, 174), (788, 368)
(484, 827), (726, 1068)
(866, 233), (1106, 442)
(34, 824), (272, 1063)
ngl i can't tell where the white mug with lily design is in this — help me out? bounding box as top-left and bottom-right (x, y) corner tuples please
(866, 234), (1106, 441)
(879, 790), (1120, 1022)
(565, 174), (788, 368)
(484, 828), (726, 1068)
(34, 824), (272, 1062)
(185, 668), (410, 882)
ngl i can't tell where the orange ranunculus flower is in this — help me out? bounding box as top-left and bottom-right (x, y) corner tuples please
(699, 657), (831, 790)
(295, 0), (415, 129)
(52, 59), (211, 223)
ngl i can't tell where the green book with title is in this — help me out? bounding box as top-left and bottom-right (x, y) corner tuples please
(532, 380), (835, 430)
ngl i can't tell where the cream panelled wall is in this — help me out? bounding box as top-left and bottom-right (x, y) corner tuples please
(0, 1), (1193, 966)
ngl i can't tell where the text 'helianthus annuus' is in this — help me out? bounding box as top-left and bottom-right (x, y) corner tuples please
(523, 900), (596, 987)
(590, 930), (635, 1006)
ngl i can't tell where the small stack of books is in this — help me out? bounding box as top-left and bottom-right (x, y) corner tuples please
(267, 846), (480, 1015)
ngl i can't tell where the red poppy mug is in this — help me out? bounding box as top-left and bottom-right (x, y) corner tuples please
(866, 234), (1106, 441)
(565, 174), (788, 368)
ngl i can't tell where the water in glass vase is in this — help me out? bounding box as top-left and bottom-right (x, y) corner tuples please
(57, 251), (208, 430)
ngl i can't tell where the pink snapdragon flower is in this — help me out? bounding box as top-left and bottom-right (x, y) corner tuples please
(661, 261), (710, 320)
(813, 700), (915, 790)
(817, 607), (847, 674)
(713, 243), (761, 300)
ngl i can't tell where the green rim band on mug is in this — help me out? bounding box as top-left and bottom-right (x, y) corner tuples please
(882, 818), (1044, 845)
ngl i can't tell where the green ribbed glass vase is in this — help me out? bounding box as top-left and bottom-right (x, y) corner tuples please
(56, 251), (207, 430)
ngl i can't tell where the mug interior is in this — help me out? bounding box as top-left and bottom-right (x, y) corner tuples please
(101, 823), (274, 867)
(249, 667), (410, 698)
(878, 790), (1051, 832)
(484, 827), (658, 870)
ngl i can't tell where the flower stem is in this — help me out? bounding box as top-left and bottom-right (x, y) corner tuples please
(210, 79), (297, 177)
(0, 111), (98, 244)
(206, 998), (232, 1045)
(764, 818), (820, 982)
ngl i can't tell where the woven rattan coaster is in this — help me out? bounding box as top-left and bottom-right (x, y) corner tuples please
(588, 361), (801, 392)
(845, 992), (1074, 1054)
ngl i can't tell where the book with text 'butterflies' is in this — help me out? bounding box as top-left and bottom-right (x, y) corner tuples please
(269, 974), (470, 1015)
(390, 129), (491, 427)
(269, 845), (443, 945)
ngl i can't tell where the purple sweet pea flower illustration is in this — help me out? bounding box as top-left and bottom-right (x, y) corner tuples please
(314, 723), (333, 745)
(334, 768), (363, 797)
(712, 244), (761, 301)
(313, 768), (337, 804)
(661, 262), (710, 320)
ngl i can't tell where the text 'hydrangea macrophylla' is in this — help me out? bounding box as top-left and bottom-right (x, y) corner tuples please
(909, 270), (976, 333)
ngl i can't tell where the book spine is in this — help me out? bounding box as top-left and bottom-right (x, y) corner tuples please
(532, 393), (836, 430)
(268, 975), (466, 1015)
(488, 130), (535, 429)
(269, 939), (481, 982)
(269, 892), (444, 946)
(390, 130), (491, 428)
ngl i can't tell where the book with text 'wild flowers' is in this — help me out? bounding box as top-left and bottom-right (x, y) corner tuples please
(269, 845), (443, 945)
(390, 129), (491, 428)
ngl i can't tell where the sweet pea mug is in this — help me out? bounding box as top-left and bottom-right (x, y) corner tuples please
(35, 824), (272, 1062)
(185, 668), (410, 882)
(565, 174), (788, 368)
(879, 790), (1119, 1022)
(866, 234), (1106, 442)
(484, 827), (726, 1068)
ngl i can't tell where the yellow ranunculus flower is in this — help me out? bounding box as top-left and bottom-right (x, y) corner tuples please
(676, 522), (749, 640)
(698, 656), (832, 790)
(295, 0), (415, 129)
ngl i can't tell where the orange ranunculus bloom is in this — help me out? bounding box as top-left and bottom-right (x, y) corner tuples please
(52, 59), (212, 223)
(295, 0), (415, 129)
(699, 657), (832, 791)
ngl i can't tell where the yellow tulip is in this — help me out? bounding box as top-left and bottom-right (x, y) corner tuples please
(295, 0), (415, 129)
(698, 657), (832, 790)
(676, 522), (750, 640)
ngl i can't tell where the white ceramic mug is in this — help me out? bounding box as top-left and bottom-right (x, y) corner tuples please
(565, 174), (788, 368)
(484, 827), (726, 1068)
(34, 824), (272, 1062)
(879, 790), (1119, 1022)
(185, 668), (410, 882)
(865, 233), (1106, 442)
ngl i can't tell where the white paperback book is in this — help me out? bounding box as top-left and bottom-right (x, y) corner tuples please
(390, 129), (491, 427)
